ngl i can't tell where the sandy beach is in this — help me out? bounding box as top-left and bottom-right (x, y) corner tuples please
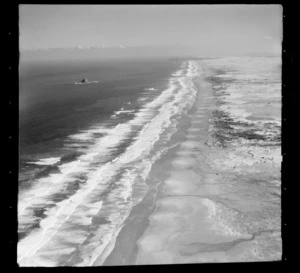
(97, 57), (281, 265)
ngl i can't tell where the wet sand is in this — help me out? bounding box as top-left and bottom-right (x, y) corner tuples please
(134, 65), (249, 264)
(95, 58), (281, 265)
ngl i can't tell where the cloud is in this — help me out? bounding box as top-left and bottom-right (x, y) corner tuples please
(118, 45), (126, 49)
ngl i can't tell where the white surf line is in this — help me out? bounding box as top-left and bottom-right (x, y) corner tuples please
(18, 63), (188, 265)
(18, 160), (118, 264)
(18, 122), (142, 263)
(19, 127), (113, 215)
(79, 162), (155, 266)
(80, 61), (200, 266)
(144, 88), (158, 91)
(27, 157), (61, 166)
(18, 159), (84, 216)
(89, 61), (201, 266)
(18, 78), (178, 217)
(114, 109), (135, 115)
(18, 61), (201, 266)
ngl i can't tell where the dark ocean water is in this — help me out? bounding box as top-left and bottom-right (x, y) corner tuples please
(19, 59), (179, 189)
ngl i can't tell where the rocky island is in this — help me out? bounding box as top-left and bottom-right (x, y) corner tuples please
(80, 78), (89, 84)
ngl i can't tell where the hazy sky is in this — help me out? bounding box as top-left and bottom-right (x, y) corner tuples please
(20, 5), (282, 57)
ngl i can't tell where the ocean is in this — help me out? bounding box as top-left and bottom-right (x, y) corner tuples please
(18, 58), (198, 266)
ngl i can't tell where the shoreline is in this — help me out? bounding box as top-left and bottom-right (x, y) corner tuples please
(93, 60), (199, 266)
(97, 73), (198, 266)
(98, 61), (216, 265)
(95, 57), (281, 265)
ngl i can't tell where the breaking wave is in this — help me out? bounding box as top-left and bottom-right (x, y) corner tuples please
(18, 60), (201, 266)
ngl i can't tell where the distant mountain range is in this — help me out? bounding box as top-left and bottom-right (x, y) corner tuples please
(20, 45), (281, 62)
(20, 45), (190, 61)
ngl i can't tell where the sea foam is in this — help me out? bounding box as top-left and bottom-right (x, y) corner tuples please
(27, 157), (61, 166)
(18, 60), (201, 266)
